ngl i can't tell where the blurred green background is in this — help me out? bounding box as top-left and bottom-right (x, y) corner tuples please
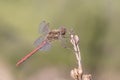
(0, 0), (120, 80)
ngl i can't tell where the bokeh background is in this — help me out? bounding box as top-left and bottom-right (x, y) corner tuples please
(0, 0), (120, 80)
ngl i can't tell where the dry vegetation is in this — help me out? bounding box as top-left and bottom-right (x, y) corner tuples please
(69, 32), (91, 80)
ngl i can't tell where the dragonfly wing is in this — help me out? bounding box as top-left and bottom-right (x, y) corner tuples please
(39, 21), (50, 35)
(59, 35), (67, 48)
(34, 37), (51, 51)
(39, 41), (51, 51)
(34, 37), (44, 47)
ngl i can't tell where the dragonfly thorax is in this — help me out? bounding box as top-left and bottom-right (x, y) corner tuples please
(46, 30), (61, 41)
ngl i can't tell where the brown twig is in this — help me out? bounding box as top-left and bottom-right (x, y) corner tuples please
(70, 33), (92, 80)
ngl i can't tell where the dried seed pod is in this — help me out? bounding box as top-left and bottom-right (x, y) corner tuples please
(70, 68), (83, 80)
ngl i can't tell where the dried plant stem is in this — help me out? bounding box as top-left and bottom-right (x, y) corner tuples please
(70, 34), (92, 80)
(71, 35), (82, 69)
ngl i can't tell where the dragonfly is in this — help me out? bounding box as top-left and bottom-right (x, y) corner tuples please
(16, 21), (67, 66)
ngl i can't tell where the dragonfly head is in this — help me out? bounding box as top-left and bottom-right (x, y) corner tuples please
(60, 27), (66, 36)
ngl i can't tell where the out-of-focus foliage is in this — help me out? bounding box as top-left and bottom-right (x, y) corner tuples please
(0, 0), (120, 80)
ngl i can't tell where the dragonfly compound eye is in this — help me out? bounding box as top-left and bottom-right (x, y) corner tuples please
(61, 27), (66, 35)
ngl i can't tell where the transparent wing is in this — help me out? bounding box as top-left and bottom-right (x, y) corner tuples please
(59, 36), (73, 51)
(59, 35), (67, 48)
(34, 37), (51, 51)
(39, 21), (50, 35)
(39, 41), (51, 51)
(34, 37), (44, 47)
